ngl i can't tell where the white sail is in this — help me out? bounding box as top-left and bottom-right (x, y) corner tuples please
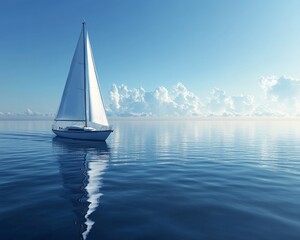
(56, 29), (86, 121)
(86, 34), (109, 126)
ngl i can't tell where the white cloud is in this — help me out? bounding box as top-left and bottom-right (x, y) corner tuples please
(260, 76), (300, 115)
(4, 76), (300, 118)
(0, 109), (54, 119)
(109, 83), (202, 116)
(108, 79), (300, 117)
(172, 83), (202, 115)
(205, 88), (255, 116)
(24, 108), (35, 116)
(252, 105), (284, 117)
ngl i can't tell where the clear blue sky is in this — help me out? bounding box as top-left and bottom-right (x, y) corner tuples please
(1, 0), (300, 112)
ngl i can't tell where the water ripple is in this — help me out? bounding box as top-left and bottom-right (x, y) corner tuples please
(1, 120), (300, 239)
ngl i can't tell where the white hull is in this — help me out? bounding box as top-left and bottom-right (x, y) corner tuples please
(52, 129), (113, 141)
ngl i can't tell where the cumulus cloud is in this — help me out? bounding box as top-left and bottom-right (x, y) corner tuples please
(109, 83), (202, 116)
(260, 76), (300, 115)
(205, 88), (255, 116)
(108, 79), (300, 117)
(4, 76), (300, 118)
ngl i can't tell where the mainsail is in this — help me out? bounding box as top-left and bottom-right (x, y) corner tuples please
(56, 29), (86, 121)
(55, 23), (108, 127)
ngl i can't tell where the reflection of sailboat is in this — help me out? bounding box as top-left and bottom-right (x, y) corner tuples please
(52, 22), (113, 141)
(52, 137), (110, 239)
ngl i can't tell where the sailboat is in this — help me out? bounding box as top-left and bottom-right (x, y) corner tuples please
(52, 22), (113, 141)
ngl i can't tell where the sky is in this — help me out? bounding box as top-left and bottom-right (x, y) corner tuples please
(1, 0), (300, 116)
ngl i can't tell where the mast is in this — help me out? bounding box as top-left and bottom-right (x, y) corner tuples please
(83, 21), (88, 127)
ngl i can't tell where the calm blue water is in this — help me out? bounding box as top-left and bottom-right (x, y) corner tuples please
(0, 119), (300, 240)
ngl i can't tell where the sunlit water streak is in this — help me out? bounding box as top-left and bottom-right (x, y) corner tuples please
(0, 119), (300, 239)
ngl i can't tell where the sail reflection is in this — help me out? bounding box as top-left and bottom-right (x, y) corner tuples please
(52, 137), (110, 239)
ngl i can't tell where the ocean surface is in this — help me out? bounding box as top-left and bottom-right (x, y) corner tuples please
(0, 119), (300, 240)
